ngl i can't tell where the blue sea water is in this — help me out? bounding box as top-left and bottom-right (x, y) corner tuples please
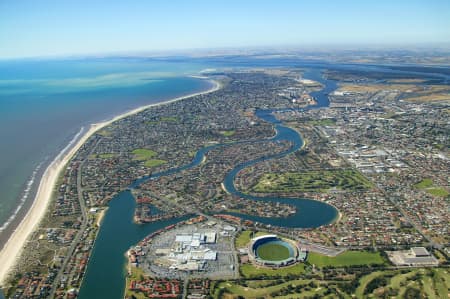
(0, 58), (211, 245)
(1, 56), (447, 244)
(1, 56), (448, 298)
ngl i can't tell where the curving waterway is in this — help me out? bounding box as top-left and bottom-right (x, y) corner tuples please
(222, 109), (337, 227)
(221, 68), (340, 226)
(79, 68), (338, 298)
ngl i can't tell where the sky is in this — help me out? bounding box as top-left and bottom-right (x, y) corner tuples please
(0, 0), (449, 58)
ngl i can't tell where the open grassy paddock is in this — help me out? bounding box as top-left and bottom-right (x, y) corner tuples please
(307, 251), (386, 268)
(221, 130), (236, 137)
(143, 159), (167, 168)
(131, 148), (166, 168)
(132, 148), (158, 160)
(414, 178), (449, 197)
(146, 116), (178, 124)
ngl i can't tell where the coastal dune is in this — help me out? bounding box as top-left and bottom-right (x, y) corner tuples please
(0, 78), (221, 285)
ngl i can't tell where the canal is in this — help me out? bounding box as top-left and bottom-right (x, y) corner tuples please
(79, 68), (338, 298)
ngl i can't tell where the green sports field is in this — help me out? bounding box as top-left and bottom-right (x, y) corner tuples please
(256, 242), (290, 261)
(307, 251), (386, 267)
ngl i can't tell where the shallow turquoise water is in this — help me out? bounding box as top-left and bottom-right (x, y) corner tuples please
(0, 58), (210, 244)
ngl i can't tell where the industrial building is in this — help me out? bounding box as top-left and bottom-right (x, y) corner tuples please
(154, 231), (218, 272)
(387, 247), (439, 267)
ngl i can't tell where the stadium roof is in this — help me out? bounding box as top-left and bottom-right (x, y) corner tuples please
(252, 235), (277, 242)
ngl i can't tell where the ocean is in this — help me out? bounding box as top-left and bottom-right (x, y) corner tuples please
(2, 56), (448, 298)
(0, 58), (211, 246)
(2, 56), (448, 248)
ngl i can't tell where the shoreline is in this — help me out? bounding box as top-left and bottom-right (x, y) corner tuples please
(0, 126), (85, 247)
(0, 78), (221, 285)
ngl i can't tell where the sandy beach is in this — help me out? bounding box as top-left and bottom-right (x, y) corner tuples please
(0, 78), (221, 285)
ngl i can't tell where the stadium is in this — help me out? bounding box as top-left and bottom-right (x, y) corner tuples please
(249, 235), (300, 267)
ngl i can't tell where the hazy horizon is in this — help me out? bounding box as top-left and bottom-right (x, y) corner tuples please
(1, 0), (449, 59)
(2, 44), (450, 62)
